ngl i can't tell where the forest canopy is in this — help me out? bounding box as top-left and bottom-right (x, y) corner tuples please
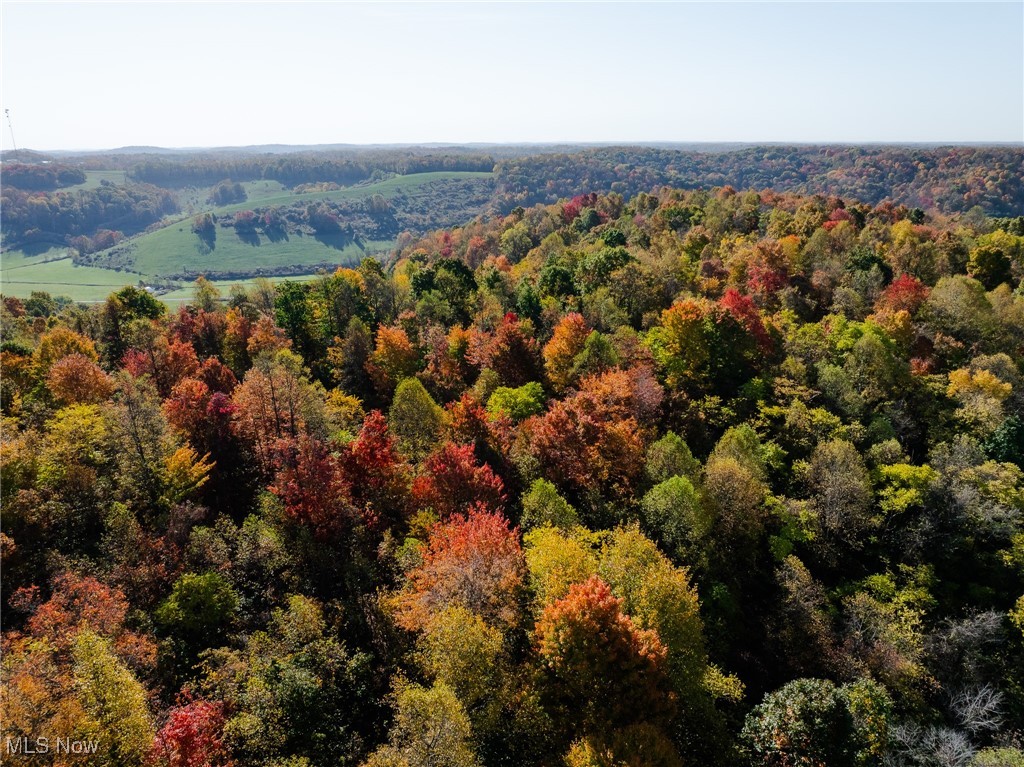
(2, 181), (1024, 767)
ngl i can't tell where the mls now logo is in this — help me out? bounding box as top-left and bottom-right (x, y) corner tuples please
(5, 736), (100, 755)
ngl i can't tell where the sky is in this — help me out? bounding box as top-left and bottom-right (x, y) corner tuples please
(1, 1), (1022, 151)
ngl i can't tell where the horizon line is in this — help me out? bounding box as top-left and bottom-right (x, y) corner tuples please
(4, 139), (1024, 155)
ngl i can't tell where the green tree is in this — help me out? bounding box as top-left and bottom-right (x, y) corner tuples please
(363, 681), (479, 767)
(803, 440), (874, 565)
(389, 378), (446, 461)
(486, 381), (546, 422)
(640, 476), (711, 566)
(969, 230), (1022, 290)
(193, 276), (221, 312)
(72, 630), (154, 767)
(416, 606), (504, 729)
(740, 678), (891, 767)
(520, 478), (580, 531)
(645, 431), (700, 485)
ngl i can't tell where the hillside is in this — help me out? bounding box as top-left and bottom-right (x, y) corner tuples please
(2, 143), (1022, 301)
(2, 184), (1023, 766)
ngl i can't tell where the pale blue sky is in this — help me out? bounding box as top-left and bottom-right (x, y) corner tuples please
(1, 2), (1021, 150)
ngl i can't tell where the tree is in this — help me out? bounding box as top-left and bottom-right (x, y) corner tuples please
(544, 313), (591, 392)
(523, 388), (646, 506)
(270, 433), (358, 539)
(370, 324), (419, 393)
(192, 277), (221, 312)
(34, 326), (99, 377)
(874, 273), (930, 317)
(100, 286), (165, 368)
(156, 572), (238, 657)
(26, 570), (157, 671)
(968, 230), (1021, 290)
(500, 221), (533, 261)
(640, 476), (711, 565)
(231, 350), (323, 476)
(535, 575), (673, 733)
(122, 331), (201, 398)
(47, 353), (115, 405)
(486, 381), (546, 422)
(703, 455), (767, 547)
(203, 595), (374, 767)
(416, 606), (504, 722)
(410, 442), (506, 519)
(803, 439), (875, 565)
(274, 282), (322, 370)
(740, 678), (891, 767)
(389, 378), (446, 461)
(343, 410), (411, 530)
(394, 508), (525, 631)
(149, 699), (233, 767)
(647, 298), (763, 395)
(72, 630), (154, 767)
(645, 431), (700, 485)
(922, 276), (998, 354)
(472, 313), (543, 388)
(520, 478), (580, 531)
(362, 681), (479, 767)
(334, 316), (374, 399)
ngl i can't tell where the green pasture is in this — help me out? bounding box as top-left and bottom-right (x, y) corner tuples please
(91, 170), (489, 277)
(211, 170), (493, 214)
(1, 170), (493, 303)
(0, 255), (145, 302)
(119, 221), (392, 278)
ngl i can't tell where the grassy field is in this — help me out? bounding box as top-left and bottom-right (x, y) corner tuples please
(92, 170), (490, 278)
(1, 170), (493, 303)
(211, 170), (492, 214)
(1, 256), (145, 301)
(120, 223), (393, 278)
(52, 169), (132, 191)
(178, 179), (291, 212)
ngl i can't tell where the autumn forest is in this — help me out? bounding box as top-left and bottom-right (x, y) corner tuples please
(2, 147), (1024, 767)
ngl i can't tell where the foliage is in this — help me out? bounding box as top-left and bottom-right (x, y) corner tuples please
(5, 173), (1024, 767)
(535, 575), (674, 732)
(394, 508), (525, 631)
(740, 678), (892, 767)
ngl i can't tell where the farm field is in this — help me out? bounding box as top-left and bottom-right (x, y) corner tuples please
(0, 254), (145, 301)
(209, 170), (493, 214)
(1, 170), (493, 302)
(108, 220), (393, 279)
(87, 170), (492, 276)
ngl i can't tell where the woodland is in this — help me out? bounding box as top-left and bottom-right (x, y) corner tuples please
(2, 158), (1024, 767)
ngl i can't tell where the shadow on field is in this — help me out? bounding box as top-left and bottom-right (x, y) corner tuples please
(313, 230), (355, 250)
(263, 226), (289, 244)
(236, 228), (261, 247)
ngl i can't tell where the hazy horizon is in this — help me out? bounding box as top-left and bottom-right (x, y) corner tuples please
(6, 140), (1024, 157)
(2, 2), (1021, 152)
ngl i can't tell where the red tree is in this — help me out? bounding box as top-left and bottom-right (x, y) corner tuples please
(27, 571), (156, 670)
(342, 410), (410, 531)
(524, 390), (646, 501)
(874, 273), (930, 316)
(149, 699), (233, 767)
(395, 507), (525, 631)
(720, 289), (772, 352)
(410, 442), (506, 519)
(270, 435), (357, 540)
